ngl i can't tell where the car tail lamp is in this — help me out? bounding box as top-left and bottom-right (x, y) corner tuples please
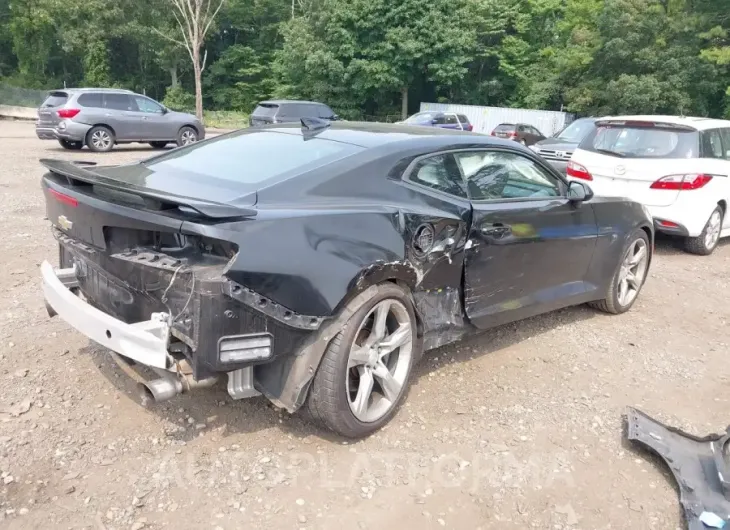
(567, 161), (593, 181)
(508, 132), (517, 139)
(650, 174), (713, 190)
(465, 124), (473, 132)
(657, 220), (680, 228)
(49, 188), (78, 207)
(57, 108), (80, 119)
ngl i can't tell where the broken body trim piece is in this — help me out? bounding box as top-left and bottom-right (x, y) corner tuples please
(626, 407), (730, 530)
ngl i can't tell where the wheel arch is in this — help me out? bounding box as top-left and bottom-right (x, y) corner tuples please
(87, 123), (116, 140)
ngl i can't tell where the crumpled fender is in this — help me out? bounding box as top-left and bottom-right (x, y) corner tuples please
(626, 407), (730, 529)
(255, 284), (420, 412)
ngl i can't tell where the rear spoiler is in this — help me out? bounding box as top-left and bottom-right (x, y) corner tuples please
(594, 119), (697, 132)
(40, 158), (257, 220)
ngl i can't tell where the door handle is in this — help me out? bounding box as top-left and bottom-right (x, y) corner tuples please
(481, 223), (511, 237)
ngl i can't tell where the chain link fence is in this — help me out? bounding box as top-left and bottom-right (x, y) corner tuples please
(0, 85), (47, 108)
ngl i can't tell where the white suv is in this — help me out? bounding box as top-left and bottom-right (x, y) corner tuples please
(568, 116), (730, 255)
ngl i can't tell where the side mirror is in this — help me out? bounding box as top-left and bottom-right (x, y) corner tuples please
(161, 106), (169, 115)
(331, 115), (339, 121)
(567, 181), (594, 202)
(431, 119), (438, 125)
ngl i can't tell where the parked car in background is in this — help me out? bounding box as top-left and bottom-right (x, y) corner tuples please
(568, 115), (730, 255)
(530, 117), (598, 173)
(249, 100), (339, 126)
(40, 121), (652, 438)
(401, 111), (473, 131)
(35, 88), (204, 152)
(491, 123), (546, 146)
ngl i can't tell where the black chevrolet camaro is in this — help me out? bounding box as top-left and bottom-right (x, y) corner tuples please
(40, 121), (653, 437)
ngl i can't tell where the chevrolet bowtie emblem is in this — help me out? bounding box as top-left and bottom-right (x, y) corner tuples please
(58, 215), (73, 231)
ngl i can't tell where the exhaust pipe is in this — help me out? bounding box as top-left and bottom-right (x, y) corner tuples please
(138, 377), (183, 405)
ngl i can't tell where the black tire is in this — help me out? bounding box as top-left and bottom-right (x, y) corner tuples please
(306, 283), (419, 438)
(149, 141), (168, 149)
(176, 126), (198, 147)
(58, 139), (83, 150)
(684, 206), (723, 256)
(86, 126), (115, 152)
(589, 229), (651, 315)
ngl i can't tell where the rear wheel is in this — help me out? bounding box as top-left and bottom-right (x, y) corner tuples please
(58, 139), (83, 150)
(306, 283), (418, 438)
(684, 206), (723, 255)
(86, 126), (114, 152)
(149, 141), (168, 149)
(176, 126), (198, 147)
(590, 229), (650, 314)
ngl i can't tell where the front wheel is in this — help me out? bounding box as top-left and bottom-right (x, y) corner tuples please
(176, 126), (198, 147)
(684, 206), (723, 255)
(306, 283), (418, 438)
(58, 139), (83, 150)
(589, 230), (650, 314)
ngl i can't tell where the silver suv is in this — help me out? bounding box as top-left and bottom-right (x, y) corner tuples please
(36, 88), (204, 152)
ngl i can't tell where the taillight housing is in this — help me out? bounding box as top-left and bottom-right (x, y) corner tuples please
(650, 174), (713, 190)
(57, 108), (80, 119)
(465, 124), (473, 132)
(49, 188), (78, 207)
(508, 132), (517, 139)
(567, 161), (593, 181)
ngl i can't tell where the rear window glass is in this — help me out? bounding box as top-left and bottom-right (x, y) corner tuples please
(78, 93), (103, 108)
(41, 92), (68, 108)
(458, 114), (470, 124)
(405, 112), (438, 125)
(252, 104), (279, 117)
(555, 119), (595, 142)
(581, 124), (699, 159)
(494, 124), (515, 131)
(143, 130), (364, 185)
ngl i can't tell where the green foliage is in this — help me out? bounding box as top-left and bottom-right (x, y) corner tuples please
(1, 0), (729, 118)
(162, 85), (195, 112)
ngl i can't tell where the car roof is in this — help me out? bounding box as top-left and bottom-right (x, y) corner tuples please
(596, 115), (730, 131)
(260, 121), (512, 149)
(50, 88), (135, 94)
(258, 100), (328, 106)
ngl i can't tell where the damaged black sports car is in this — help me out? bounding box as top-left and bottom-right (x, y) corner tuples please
(40, 121), (653, 437)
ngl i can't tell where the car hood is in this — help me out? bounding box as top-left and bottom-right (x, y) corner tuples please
(167, 110), (201, 124)
(533, 137), (580, 150)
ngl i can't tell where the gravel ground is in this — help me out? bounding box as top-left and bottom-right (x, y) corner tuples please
(1, 119), (729, 530)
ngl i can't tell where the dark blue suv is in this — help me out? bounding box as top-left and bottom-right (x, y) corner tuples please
(401, 111), (473, 131)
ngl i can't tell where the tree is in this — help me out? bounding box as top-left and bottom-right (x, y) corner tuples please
(155, 0), (226, 120)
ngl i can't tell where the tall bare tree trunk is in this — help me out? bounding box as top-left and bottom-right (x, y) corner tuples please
(169, 66), (179, 88)
(401, 87), (408, 119)
(193, 47), (203, 120)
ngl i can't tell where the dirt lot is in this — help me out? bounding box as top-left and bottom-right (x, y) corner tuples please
(1, 119), (729, 530)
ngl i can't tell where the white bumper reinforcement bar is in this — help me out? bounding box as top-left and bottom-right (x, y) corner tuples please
(41, 260), (171, 369)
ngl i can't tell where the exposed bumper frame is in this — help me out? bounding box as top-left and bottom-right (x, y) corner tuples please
(41, 260), (172, 369)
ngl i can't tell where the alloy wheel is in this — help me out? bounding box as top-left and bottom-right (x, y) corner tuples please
(704, 210), (722, 250)
(345, 299), (413, 423)
(617, 238), (649, 307)
(180, 130), (197, 145)
(91, 130), (111, 150)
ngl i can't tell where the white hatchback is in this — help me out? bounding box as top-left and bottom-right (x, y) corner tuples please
(568, 116), (730, 255)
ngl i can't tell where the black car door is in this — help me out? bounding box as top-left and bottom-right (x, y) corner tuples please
(455, 149), (598, 329)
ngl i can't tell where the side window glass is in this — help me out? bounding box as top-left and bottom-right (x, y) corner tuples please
(458, 115), (469, 124)
(104, 94), (133, 111)
(703, 130), (724, 159)
(77, 93), (103, 108)
(517, 125), (526, 132)
(444, 114), (458, 125)
(455, 151), (561, 200)
(432, 115), (446, 125)
(720, 129), (730, 160)
(134, 96), (163, 113)
(408, 154), (467, 198)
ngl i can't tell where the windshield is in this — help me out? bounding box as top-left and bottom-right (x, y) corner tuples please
(405, 112), (437, 125)
(555, 119), (595, 142)
(143, 130), (364, 186)
(581, 125), (699, 159)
